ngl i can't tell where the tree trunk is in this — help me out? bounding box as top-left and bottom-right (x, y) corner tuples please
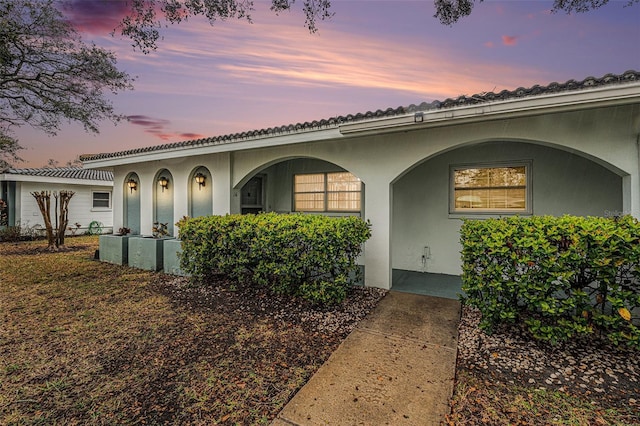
(57, 191), (74, 248)
(31, 191), (55, 250)
(31, 190), (75, 251)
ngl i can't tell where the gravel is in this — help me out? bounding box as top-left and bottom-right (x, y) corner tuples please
(456, 305), (640, 409)
(156, 275), (388, 337)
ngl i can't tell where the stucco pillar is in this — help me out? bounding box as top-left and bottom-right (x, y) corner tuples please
(112, 174), (124, 232)
(213, 152), (232, 215)
(139, 175), (154, 236)
(363, 178), (392, 290)
(173, 171), (189, 235)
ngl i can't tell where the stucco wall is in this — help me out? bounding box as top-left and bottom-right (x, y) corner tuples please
(102, 102), (639, 289)
(392, 141), (623, 275)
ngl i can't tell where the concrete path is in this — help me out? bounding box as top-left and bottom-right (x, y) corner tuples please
(272, 291), (461, 426)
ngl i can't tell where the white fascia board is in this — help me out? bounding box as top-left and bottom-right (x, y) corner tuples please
(339, 83), (640, 136)
(83, 127), (343, 169)
(0, 174), (113, 187)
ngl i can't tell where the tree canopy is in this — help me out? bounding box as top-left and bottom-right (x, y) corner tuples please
(433, 0), (639, 25)
(116, 0), (639, 48)
(118, 0), (333, 53)
(0, 0), (134, 169)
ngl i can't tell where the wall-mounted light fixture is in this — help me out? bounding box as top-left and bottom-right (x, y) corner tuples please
(414, 111), (424, 123)
(194, 172), (206, 190)
(158, 176), (169, 192)
(127, 178), (138, 193)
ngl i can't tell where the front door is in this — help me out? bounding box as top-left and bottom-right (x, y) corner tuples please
(241, 176), (264, 214)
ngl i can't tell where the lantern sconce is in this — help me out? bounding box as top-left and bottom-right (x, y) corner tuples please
(194, 172), (206, 190)
(158, 176), (169, 192)
(127, 178), (138, 193)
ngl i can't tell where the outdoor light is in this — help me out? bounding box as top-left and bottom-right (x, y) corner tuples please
(414, 111), (424, 123)
(194, 172), (206, 190)
(127, 178), (137, 193)
(158, 176), (169, 192)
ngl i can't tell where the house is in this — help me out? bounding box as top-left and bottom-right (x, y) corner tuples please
(81, 71), (640, 292)
(0, 167), (114, 235)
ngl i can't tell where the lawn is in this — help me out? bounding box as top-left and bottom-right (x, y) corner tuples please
(2, 236), (638, 425)
(0, 236), (384, 424)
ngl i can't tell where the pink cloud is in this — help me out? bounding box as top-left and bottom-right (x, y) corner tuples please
(60, 1), (130, 35)
(484, 41), (494, 48)
(502, 35), (519, 46)
(127, 115), (204, 141)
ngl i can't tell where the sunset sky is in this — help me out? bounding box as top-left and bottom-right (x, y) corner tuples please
(13, 0), (640, 167)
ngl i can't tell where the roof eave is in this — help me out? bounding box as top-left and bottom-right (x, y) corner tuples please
(339, 83), (640, 136)
(83, 127), (344, 169)
(0, 174), (114, 186)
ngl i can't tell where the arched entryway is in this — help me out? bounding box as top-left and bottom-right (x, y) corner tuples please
(234, 157), (364, 218)
(154, 169), (174, 236)
(123, 172), (140, 234)
(189, 166), (213, 218)
(391, 140), (626, 298)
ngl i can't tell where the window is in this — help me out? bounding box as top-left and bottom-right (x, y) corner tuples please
(451, 162), (530, 214)
(294, 172), (361, 212)
(92, 191), (111, 209)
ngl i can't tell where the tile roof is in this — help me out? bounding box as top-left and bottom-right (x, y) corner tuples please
(80, 70), (640, 162)
(2, 167), (113, 182)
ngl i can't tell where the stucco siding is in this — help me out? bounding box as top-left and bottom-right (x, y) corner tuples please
(392, 141), (624, 275)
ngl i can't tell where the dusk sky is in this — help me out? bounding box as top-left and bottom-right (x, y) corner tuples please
(13, 0), (640, 168)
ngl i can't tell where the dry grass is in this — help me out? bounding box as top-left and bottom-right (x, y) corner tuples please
(448, 370), (639, 425)
(0, 236), (382, 425)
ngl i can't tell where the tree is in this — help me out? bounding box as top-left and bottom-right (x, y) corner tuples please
(0, 0), (134, 166)
(31, 190), (74, 251)
(116, 0), (333, 53)
(434, 0), (639, 25)
(0, 131), (21, 170)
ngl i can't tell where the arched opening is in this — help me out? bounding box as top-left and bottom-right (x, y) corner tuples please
(154, 169), (174, 236)
(189, 166), (213, 218)
(391, 140), (625, 298)
(123, 172), (140, 234)
(235, 157), (364, 217)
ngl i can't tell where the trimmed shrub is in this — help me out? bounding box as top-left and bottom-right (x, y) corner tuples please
(461, 215), (640, 348)
(178, 213), (371, 304)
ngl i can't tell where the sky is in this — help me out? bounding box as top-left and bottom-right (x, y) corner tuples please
(12, 0), (640, 168)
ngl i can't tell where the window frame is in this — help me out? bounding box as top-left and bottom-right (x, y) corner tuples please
(449, 161), (532, 216)
(293, 172), (362, 213)
(91, 190), (112, 211)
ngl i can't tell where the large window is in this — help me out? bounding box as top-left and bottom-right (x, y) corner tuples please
(451, 162), (530, 213)
(294, 172), (361, 212)
(92, 191), (111, 209)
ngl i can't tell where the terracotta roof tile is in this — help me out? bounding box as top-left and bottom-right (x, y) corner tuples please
(80, 70), (639, 162)
(3, 167), (113, 182)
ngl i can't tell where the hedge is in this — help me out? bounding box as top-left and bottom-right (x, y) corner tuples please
(177, 213), (371, 305)
(460, 215), (640, 348)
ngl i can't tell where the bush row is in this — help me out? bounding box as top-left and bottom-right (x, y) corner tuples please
(460, 215), (640, 348)
(178, 213), (371, 304)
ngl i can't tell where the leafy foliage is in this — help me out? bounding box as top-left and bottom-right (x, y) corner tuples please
(0, 198), (7, 226)
(460, 215), (640, 348)
(434, 0), (639, 25)
(117, 0), (333, 53)
(0, 0), (133, 161)
(178, 213), (371, 304)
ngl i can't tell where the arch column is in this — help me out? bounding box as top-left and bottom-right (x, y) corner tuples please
(363, 175), (393, 290)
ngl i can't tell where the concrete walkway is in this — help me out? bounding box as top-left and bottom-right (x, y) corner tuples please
(272, 291), (461, 426)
